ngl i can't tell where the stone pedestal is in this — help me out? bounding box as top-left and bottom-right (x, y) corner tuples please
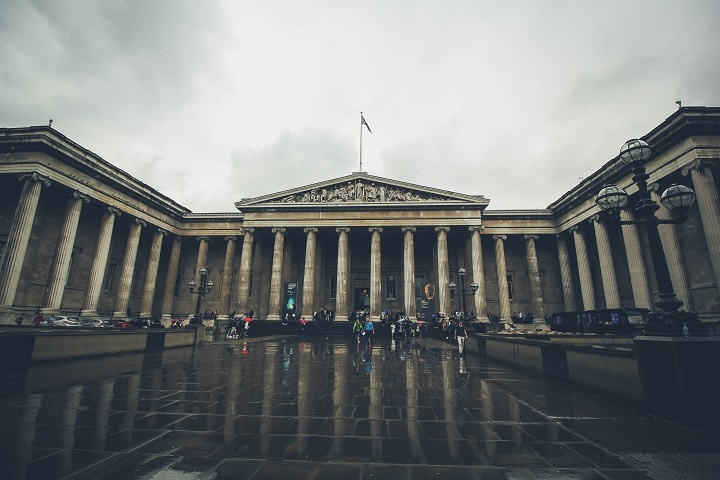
(633, 336), (720, 428)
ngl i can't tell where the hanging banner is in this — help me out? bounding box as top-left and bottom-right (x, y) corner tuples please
(420, 281), (436, 320)
(283, 282), (298, 322)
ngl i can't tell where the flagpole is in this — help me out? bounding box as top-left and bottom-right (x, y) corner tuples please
(359, 111), (363, 173)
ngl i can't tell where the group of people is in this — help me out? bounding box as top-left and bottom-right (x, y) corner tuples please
(352, 316), (375, 347)
(390, 318), (428, 340)
(226, 313), (253, 339)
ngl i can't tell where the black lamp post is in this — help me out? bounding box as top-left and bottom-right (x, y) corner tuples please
(595, 139), (701, 336)
(188, 266), (213, 323)
(449, 268), (479, 319)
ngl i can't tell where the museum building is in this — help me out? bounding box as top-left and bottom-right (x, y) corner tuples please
(0, 107), (718, 328)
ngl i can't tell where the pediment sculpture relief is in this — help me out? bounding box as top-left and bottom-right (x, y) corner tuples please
(273, 181), (447, 204)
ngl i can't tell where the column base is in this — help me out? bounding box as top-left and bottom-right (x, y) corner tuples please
(139, 312), (152, 319)
(40, 308), (61, 316)
(113, 312), (130, 320)
(80, 310), (99, 317)
(266, 315), (281, 321)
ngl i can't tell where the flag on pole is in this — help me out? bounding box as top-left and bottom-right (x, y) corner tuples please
(361, 113), (372, 133)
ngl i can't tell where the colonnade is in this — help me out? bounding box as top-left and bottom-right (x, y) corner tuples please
(1, 158), (719, 323)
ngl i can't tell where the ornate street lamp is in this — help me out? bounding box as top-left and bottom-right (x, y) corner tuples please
(595, 139), (701, 335)
(449, 267), (479, 319)
(188, 266), (214, 323)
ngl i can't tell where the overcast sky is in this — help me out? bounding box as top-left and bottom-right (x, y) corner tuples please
(2, 1), (719, 212)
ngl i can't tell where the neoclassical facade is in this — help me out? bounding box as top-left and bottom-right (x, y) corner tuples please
(1, 107), (719, 327)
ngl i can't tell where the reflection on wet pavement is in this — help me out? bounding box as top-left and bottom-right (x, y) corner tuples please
(1, 335), (719, 479)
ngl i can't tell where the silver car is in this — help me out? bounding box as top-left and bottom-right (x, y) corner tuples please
(80, 318), (112, 328)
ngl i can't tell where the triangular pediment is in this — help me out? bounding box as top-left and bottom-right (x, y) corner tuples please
(234, 172), (489, 209)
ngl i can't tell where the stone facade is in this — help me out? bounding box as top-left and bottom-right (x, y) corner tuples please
(1, 107), (719, 327)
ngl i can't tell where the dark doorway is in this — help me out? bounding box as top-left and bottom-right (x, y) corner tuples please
(354, 287), (370, 313)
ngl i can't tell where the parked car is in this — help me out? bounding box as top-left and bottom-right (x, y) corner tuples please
(80, 318), (112, 328)
(129, 318), (165, 328)
(110, 319), (133, 328)
(39, 316), (82, 327)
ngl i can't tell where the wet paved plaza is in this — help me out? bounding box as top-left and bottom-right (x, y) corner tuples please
(1, 334), (720, 480)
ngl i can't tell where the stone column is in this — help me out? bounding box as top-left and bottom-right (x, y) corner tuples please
(621, 209), (653, 309)
(191, 236), (210, 320)
(335, 228), (350, 319)
(267, 228), (286, 320)
(469, 226), (488, 322)
(301, 228), (318, 318)
(435, 226), (450, 316)
(113, 218), (146, 318)
(235, 228), (254, 316)
(160, 237), (182, 321)
(401, 227), (416, 317)
(369, 227), (383, 321)
(571, 225), (596, 311)
(556, 234), (577, 312)
(0, 173), (51, 312)
(591, 215), (621, 309)
(43, 191), (90, 313)
(683, 160), (720, 301)
(649, 186), (693, 309)
(139, 228), (166, 318)
(82, 207), (121, 316)
(524, 234), (546, 328)
(217, 236), (237, 321)
(493, 235), (511, 322)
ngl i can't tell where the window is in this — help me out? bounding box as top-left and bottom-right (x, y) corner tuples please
(104, 262), (117, 292)
(130, 267), (141, 295)
(66, 247), (82, 287)
(507, 274), (515, 301)
(385, 275), (397, 300)
(330, 275), (337, 300)
(174, 273), (182, 296)
(0, 236), (8, 272)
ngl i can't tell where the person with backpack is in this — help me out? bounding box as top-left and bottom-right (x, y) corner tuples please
(353, 318), (363, 344)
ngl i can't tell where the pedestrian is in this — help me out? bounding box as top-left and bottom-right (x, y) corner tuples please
(364, 318), (374, 347)
(15, 314), (24, 326)
(390, 322), (396, 338)
(34, 312), (43, 326)
(241, 319), (250, 338)
(456, 320), (468, 355)
(353, 318), (363, 344)
(300, 317), (307, 333)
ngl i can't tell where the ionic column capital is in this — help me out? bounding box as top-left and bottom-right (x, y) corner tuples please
(224, 235), (237, 242)
(271, 227), (286, 234)
(568, 224), (583, 234)
(588, 214), (601, 224)
(369, 227), (383, 234)
(173, 236), (183, 243)
(523, 234), (539, 241)
(401, 226), (416, 233)
(239, 227), (255, 235)
(492, 234), (507, 241)
(196, 235), (210, 242)
(155, 228), (167, 236)
(132, 218), (147, 227)
(435, 226), (450, 233)
(468, 225), (484, 233)
(304, 227), (318, 234)
(682, 158), (720, 176)
(18, 172), (51, 187)
(105, 206), (122, 217)
(71, 191), (91, 204)
(336, 227), (351, 234)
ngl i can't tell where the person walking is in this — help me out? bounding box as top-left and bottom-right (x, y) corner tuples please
(456, 320), (468, 355)
(353, 318), (363, 344)
(364, 318), (375, 348)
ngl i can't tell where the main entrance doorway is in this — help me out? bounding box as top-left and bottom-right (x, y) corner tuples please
(354, 287), (370, 313)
